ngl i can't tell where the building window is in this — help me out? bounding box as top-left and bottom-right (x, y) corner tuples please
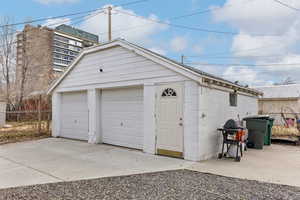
(229, 92), (237, 107)
(162, 88), (177, 97)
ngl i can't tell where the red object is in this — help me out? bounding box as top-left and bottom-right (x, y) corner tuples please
(236, 130), (246, 141)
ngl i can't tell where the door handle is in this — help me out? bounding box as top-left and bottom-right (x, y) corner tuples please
(179, 122), (183, 126)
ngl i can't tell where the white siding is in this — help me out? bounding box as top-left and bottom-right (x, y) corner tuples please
(56, 46), (188, 90)
(0, 102), (6, 127)
(198, 86), (258, 160)
(143, 84), (156, 154)
(183, 81), (200, 161)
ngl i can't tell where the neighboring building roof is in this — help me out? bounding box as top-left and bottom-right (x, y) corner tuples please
(254, 84), (300, 99)
(47, 39), (262, 96)
(55, 24), (99, 43)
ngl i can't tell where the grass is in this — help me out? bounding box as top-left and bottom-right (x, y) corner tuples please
(0, 121), (51, 144)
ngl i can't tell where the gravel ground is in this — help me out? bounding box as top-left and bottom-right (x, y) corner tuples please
(0, 169), (299, 200)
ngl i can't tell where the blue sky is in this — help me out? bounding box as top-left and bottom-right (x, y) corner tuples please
(2, 0), (300, 86)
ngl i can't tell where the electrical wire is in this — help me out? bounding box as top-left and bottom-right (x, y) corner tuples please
(0, 0), (149, 28)
(0, 0), (148, 47)
(272, 0), (300, 11)
(116, 9), (285, 37)
(185, 62), (300, 67)
(97, 0), (255, 36)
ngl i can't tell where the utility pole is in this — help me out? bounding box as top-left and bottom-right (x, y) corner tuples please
(181, 55), (185, 64)
(108, 6), (112, 41)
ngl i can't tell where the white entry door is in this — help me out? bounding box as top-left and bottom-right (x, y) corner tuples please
(101, 86), (144, 149)
(156, 83), (184, 158)
(60, 91), (89, 141)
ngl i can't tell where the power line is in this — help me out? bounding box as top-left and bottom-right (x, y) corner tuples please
(97, 0), (255, 36)
(0, 0), (149, 29)
(116, 9), (237, 35)
(183, 43), (285, 58)
(116, 9), (282, 37)
(185, 54), (290, 59)
(185, 62), (300, 67)
(0, 12), (102, 48)
(0, 8), (104, 29)
(68, 10), (105, 26)
(272, 0), (300, 11)
(169, 0), (256, 20)
(0, 0), (148, 46)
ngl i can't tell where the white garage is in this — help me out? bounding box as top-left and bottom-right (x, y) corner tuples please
(48, 39), (261, 161)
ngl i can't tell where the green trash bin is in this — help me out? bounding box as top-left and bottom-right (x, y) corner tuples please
(243, 115), (271, 149)
(265, 118), (274, 145)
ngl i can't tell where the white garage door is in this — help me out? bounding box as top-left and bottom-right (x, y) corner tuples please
(61, 91), (89, 141)
(102, 87), (143, 149)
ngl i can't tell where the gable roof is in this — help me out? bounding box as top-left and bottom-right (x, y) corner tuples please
(254, 84), (300, 99)
(47, 39), (262, 96)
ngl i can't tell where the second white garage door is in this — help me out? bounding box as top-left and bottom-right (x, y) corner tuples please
(102, 87), (144, 149)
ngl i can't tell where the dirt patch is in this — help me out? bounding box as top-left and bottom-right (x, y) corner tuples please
(0, 122), (50, 144)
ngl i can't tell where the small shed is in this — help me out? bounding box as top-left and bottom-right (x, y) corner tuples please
(255, 84), (300, 128)
(255, 84), (300, 116)
(0, 102), (6, 127)
(48, 39), (261, 161)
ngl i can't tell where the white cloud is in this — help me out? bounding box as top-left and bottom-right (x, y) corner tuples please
(192, 45), (203, 55)
(222, 66), (264, 86)
(213, 0), (300, 58)
(43, 17), (71, 28)
(170, 36), (188, 52)
(35, 0), (79, 4)
(212, 0), (300, 85)
(213, 0), (300, 34)
(80, 5), (167, 43)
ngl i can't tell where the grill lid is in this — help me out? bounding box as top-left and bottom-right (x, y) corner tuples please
(223, 119), (240, 129)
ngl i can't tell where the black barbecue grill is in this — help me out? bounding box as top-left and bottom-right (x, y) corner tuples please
(217, 119), (247, 162)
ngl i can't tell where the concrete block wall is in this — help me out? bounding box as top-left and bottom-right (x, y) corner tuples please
(198, 86), (258, 160)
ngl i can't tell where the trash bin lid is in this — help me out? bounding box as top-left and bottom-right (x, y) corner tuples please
(243, 115), (270, 120)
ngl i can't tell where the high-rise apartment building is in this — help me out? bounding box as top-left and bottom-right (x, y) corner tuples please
(16, 24), (99, 98)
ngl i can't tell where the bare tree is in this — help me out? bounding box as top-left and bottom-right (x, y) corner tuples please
(0, 17), (16, 107)
(18, 31), (29, 107)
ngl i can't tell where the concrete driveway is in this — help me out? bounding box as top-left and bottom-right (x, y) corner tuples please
(1, 138), (299, 190)
(0, 138), (192, 189)
(189, 144), (300, 187)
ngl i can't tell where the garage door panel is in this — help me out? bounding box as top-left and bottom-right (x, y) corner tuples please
(102, 87), (143, 149)
(61, 121), (88, 130)
(61, 91), (88, 141)
(102, 136), (143, 149)
(59, 129), (88, 140)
